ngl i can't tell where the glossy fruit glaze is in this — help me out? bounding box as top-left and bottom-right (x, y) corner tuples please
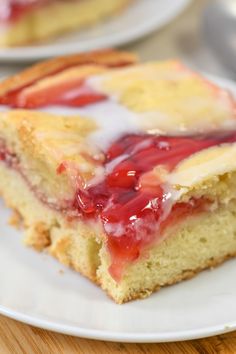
(6, 79), (107, 109)
(62, 132), (236, 280)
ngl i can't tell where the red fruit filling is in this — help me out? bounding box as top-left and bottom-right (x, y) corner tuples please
(10, 78), (107, 109)
(0, 78), (108, 108)
(0, 59), (133, 108)
(2, 132), (236, 280)
(71, 131), (236, 280)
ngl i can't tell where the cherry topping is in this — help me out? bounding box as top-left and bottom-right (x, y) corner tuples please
(8, 78), (107, 109)
(71, 131), (236, 280)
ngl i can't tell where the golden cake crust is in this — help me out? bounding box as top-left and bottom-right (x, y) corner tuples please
(0, 49), (138, 96)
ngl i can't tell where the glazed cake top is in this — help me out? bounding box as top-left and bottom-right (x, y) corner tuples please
(0, 52), (236, 192)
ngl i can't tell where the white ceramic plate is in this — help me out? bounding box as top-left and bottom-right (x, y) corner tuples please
(0, 74), (236, 343)
(0, 0), (192, 62)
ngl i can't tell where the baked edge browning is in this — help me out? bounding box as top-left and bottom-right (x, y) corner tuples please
(0, 49), (138, 97)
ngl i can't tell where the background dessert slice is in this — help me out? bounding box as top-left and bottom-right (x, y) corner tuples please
(0, 0), (131, 46)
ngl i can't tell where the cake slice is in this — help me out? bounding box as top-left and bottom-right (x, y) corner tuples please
(0, 0), (130, 46)
(1, 51), (236, 303)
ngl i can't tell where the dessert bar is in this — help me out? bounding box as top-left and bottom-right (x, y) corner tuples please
(0, 50), (236, 303)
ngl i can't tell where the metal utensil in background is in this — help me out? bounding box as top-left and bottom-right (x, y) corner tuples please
(202, 0), (236, 78)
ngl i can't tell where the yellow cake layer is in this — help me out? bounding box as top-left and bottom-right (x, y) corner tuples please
(0, 0), (130, 46)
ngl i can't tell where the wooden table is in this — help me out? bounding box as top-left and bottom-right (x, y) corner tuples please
(1, 0), (236, 352)
(0, 316), (236, 354)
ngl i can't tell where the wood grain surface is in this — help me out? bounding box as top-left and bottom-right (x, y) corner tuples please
(0, 315), (236, 354)
(1, 0), (236, 353)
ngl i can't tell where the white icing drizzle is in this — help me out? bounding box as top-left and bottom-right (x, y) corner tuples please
(40, 100), (141, 151)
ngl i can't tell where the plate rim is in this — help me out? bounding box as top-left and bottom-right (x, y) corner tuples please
(0, 305), (235, 343)
(0, 0), (192, 62)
